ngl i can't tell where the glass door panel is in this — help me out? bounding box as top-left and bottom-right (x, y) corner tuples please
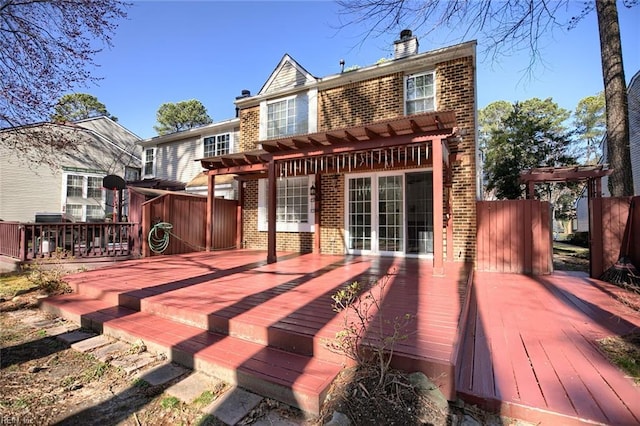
(348, 177), (372, 251)
(378, 175), (403, 253)
(406, 171), (433, 254)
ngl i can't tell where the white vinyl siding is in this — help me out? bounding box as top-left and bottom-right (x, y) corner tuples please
(405, 71), (435, 115)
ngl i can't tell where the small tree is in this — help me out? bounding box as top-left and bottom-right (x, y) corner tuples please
(51, 93), (117, 123)
(327, 274), (414, 388)
(0, 0), (127, 167)
(483, 98), (574, 199)
(154, 99), (213, 135)
(572, 92), (606, 165)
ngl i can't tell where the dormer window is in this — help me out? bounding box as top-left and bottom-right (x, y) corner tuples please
(266, 95), (308, 139)
(405, 71), (435, 114)
(204, 133), (230, 157)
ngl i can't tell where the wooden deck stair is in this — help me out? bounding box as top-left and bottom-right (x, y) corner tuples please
(41, 289), (343, 414)
(39, 251), (470, 416)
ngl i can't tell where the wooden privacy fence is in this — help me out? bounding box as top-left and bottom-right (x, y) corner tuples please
(590, 196), (639, 278)
(476, 199), (552, 274)
(142, 192), (237, 256)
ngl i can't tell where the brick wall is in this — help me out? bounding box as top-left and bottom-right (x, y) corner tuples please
(239, 106), (260, 152)
(239, 54), (476, 261)
(318, 74), (402, 130)
(436, 56), (477, 262)
(319, 174), (345, 254)
(242, 180), (314, 253)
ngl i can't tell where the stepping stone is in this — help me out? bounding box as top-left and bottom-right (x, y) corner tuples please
(203, 387), (262, 426)
(253, 411), (303, 426)
(71, 334), (112, 352)
(24, 318), (57, 328)
(93, 341), (130, 362)
(110, 352), (157, 375)
(56, 330), (96, 345)
(138, 363), (188, 386)
(166, 371), (224, 403)
(40, 325), (74, 336)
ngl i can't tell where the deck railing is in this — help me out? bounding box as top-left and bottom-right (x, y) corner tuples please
(0, 221), (137, 261)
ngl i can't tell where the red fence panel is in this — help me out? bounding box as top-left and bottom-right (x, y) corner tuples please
(0, 222), (22, 259)
(590, 196), (634, 278)
(476, 200), (552, 274)
(141, 193), (237, 256)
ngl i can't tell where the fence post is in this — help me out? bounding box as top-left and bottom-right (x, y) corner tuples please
(142, 202), (151, 257)
(19, 225), (27, 262)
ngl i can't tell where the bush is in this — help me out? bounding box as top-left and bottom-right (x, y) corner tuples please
(567, 232), (589, 247)
(24, 248), (72, 294)
(326, 272), (414, 388)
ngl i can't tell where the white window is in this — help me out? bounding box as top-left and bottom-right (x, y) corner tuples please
(405, 72), (435, 114)
(66, 175), (83, 197)
(143, 148), (156, 177)
(258, 176), (315, 232)
(86, 205), (104, 220)
(265, 94), (310, 139)
(124, 166), (141, 182)
(87, 177), (103, 199)
(65, 204), (83, 221)
(203, 133), (231, 157)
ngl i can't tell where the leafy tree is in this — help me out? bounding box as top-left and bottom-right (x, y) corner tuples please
(572, 92), (606, 165)
(51, 93), (117, 123)
(154, 99), (213, 135)
(478, 100), (512, 150)
(483, 99), (574, 199)
(338, 0), (636, 196)
(0, 0), (128, 165)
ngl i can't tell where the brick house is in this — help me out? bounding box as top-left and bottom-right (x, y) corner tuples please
(201, 32), (478, 274)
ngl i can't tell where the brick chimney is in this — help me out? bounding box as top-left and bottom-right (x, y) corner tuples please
(394, 29), (419, 59)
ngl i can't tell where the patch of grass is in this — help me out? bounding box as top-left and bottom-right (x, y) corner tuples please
(161, 396), (181, 411)
(0, 273), (37, 298)
(132, 377), (150, 389)
(597, 331), (640, 383)
(193, 390), (215, 406)
(83, 362), (109, 382)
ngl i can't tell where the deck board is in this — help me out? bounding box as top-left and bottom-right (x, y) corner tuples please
(459, 271), (640, 425)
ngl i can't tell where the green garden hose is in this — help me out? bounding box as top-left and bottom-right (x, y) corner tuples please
(148, 222), (173, 254)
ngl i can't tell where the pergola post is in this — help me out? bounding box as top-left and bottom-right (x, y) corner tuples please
(433, 137), (444, 276)
(236, 180), (244, 249)
(267, 160), (277, 264)
(314, 173), (321, 254)
(206, 173), (216, 250)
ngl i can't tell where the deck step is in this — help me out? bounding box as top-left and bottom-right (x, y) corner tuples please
(39, 294), (341, 414)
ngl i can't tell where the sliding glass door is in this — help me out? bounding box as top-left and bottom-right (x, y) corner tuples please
(347, 170), (432, 256)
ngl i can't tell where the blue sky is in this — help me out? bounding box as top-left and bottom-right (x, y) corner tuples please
(89, 1), (640, 139)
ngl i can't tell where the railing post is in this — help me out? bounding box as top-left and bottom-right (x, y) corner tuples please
(19, 225), (27, 262)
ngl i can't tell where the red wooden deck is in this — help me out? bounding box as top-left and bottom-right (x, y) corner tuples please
(40, 250), (640, 423)
(41, 250), (470, 414)
(458, 270), (640, 425)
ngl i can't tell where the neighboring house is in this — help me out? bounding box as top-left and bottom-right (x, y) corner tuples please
(200, 31), (478, 268)
(0, 116), (141, 222)
(138, 117), (240, 198)
(574, 69), (640, 232)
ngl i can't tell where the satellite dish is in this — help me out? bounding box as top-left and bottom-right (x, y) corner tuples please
(103, 174), (126, 190)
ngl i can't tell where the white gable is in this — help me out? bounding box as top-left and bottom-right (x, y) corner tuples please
(259, 54), (316, 95)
